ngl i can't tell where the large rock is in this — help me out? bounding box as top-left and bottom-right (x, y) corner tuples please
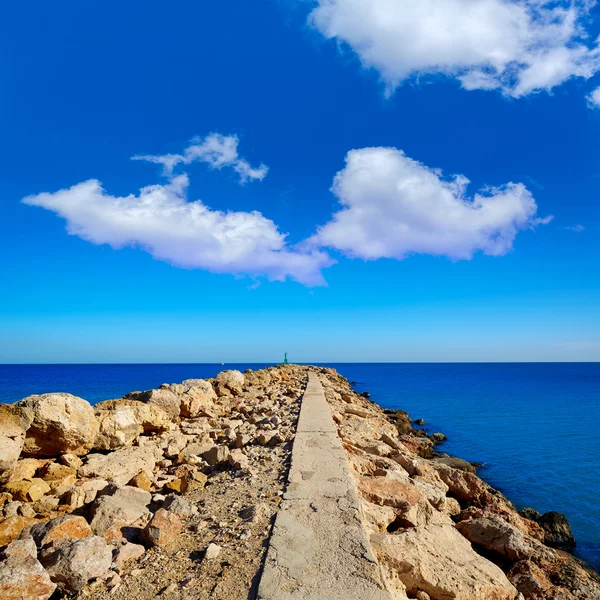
(178, 379), (217, 418)
(143, 508), (182, 547)
(89, 485), (151, 541)
(372, 524), (518, 600)
(94, 405), (143, 450)
(215, 370), (245, 396)
(16, 393), (98, 457)
(125, 388), (180, 420)
(94, 399), (170, 433)
(0, 538), (56, 600)
(0, 515), (38, 547)
(537, 511), (576, 552)
(79, 444), (162, 486)
(456, 514), (538, 561)
(0, 405), (31, 484)
(29, 515), (92, 548)
(5, 478), (51, 502)
(40, 535), (112, 592)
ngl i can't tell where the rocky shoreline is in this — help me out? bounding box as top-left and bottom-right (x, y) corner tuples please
(0, 365), (598, 599)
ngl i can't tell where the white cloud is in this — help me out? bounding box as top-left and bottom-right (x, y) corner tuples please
(565, 224), (585, 231)
(132, 134), (269, 183)
(23, 174), (332, 286)
(308, 0), (600, 97)
(310, 147), (550, 260)
(586, 85), (600, 108)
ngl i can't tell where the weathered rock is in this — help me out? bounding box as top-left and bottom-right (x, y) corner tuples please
(161, 494), (197, 519)
(79, 444), (163, 485)
(430, 462), (489, 502)
(372, 525), (518, 600)
(9, 458), (45, 483)
(431, 456), (477, 474)
(0, 516), (37, 547)
(58, 454), (83, 470)
(239, 503), (269, 523)
(29, 515), (92, 548)
(125, 388), (180, 420)
(202, 445), (230, 466)
(143, 509), (182, 547)
(456, 514), (538, 561)
(89, 486), (151, 541)
(507, 560), (553, 597)
(95, 399), (170, 433)
(16, 393), (99, 457)
(0, 405), (31, 484)
(204, 543), (221, 560)
(38, 462), (76, 487)
(537, 511), (576, 552)
(5, 478), (51, 502)
(112, 542), (145, 571)
(40, 535), (113, 592)
(128, 470), (152, 492)
(228, 449), (250, 471)
(0, 542), (56, 600)
(94, 405), (143, 450)
(215, 370), (245, 395)
(430, 432), (447, 443)
(178, 379), (217, 418)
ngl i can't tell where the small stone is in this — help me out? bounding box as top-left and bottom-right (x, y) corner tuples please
(202, 445), (230, 466)
(112, 542), (145, 571)
(239, 503), (268, 523)
(128, 471), (152, 492)
(17, 503), (36, 519)
(160, 582), (178, 595)
(59, 454), (83, 469)
(431, 432), (448, 443)
(143, 509), (182, 547)
(204, 543), (221, 560)
(5, 478), (51, 502)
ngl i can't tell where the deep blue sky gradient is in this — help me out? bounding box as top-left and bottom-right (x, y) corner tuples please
(1, 0), (599, 362)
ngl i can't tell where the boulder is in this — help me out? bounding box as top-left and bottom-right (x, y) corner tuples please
(430, 462), (488, 503)
(95, 399), (170, 433)
(215, 370), (245, 395)
(143, 509), (182, 547)
(40, 535), (112, 592)
(456, 514), (537, 561)
(89, 486), (151, 542)
(29, 515), (92, 548)
(202, 445), (230, 466)
(507, 560), (553, 597)
(0, 405), (31, 484)
(0, 540), (56, 600)
(431, 456), (477, 474)
(0, 515), (37, 547)
(535, 511), (576, 551)
(9, 458), (45, 482)
(79, 444), (163, 485)
(16, 393), (98, 457)
(125, 389), (180, 420)
(372, 525), (518, 600)
(94, 405), (143, 450)
(5, 478), (51, 502)
(178, 379), (217, 418)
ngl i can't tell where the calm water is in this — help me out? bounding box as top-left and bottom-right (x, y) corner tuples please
(1, 362), (599, 569)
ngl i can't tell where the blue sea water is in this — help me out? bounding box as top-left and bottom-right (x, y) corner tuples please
(1, 362), (599, 569)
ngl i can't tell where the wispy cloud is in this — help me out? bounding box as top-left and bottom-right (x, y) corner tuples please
(565, 224), (585, 232)
(132, 134), (268, 183)
(308, 0), (600, 99)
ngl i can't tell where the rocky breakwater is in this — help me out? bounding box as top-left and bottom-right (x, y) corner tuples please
(0, 366), (306, 600)
(316, 367), (600, 600)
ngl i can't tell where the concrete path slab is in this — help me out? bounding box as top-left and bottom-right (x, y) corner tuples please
(258, 373), (392, 600)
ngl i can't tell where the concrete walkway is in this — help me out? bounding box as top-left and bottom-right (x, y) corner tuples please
(258, 373), (392, 600)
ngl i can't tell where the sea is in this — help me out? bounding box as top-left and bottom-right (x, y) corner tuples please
(1, 362), (598, 569)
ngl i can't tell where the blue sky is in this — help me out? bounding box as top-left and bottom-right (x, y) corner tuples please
(1, 0), (599, 363)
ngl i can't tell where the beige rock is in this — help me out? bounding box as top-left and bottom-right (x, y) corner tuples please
(9, 458), (45, 483)
(143, 508), (182, 547)
(94, 405), (143, 450)
(126, 388), (180, 420)
(95, 399), (170, 434)
(5, 478), (51, 502)
(79, 444), (163, 485)
(112, 542), (145, 571)
(202, 445), (230, 466)
(345, 405), (377, 418)
(59, 454), (83, 469)
(178, 379), (217, 418)
(0, 515), (37, 547)
(29, 515), (92, 548)
(430, 462), (488, 503)
(39, 462), (76, 482)
(456, 515), (539, 562)
(507, 560), (553, 597)
(215, 370), (245, 395)
(228, 449), (250, 471)
(0, 405), (31, 484)
(4, 536), (38, 560)
(16, 393), (98, 457)
(40, 535), (113, 592)
(372, 524), (518, 600)
(204, 542), (222, 560)
(162, 494), (197, 519)
(0, 548), (56, 600)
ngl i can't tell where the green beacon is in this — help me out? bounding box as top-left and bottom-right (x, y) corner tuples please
(283, 352), (289, 365)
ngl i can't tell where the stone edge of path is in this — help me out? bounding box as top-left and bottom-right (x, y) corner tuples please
(257, 372), (392, 600)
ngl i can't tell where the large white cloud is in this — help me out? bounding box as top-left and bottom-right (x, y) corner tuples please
(308, 0), (600, 97)
(311, 147), (551, 260)
(132, 133), (269, 182)
(23, 174), (332, 286)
